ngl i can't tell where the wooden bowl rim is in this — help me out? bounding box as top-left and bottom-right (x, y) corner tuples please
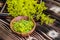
(10, 16), (36, 36)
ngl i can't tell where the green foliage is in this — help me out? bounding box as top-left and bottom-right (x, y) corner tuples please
(7, 0), (55, 24)
(40, 13), (55, 24)
(13, 19), (34, 33)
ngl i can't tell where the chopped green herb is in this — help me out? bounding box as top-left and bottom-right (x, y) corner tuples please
(13, 19), (34, 33)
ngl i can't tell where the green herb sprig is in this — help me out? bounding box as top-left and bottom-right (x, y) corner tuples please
(7, 0), (55, 25)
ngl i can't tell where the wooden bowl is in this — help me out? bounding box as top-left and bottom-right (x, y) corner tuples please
(10, 16), (36, 37)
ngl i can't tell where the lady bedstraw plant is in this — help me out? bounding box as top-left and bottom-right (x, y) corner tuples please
(7, 0), (55, 25)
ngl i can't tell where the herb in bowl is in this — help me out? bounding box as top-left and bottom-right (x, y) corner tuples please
(12, 19), (34, 33)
